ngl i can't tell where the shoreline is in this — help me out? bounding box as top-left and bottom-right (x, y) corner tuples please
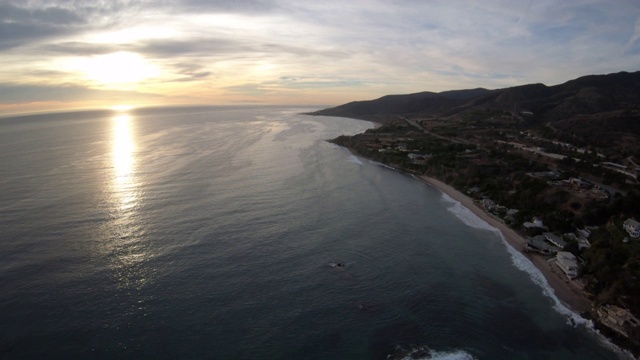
(415, 175), (592, 314)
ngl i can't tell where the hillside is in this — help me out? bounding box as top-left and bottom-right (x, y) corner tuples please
(311, 71), (640, 122)
(311, 71), (640, 156)
(309, 88), (492, 121)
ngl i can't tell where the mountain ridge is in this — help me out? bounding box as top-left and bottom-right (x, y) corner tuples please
(310, 71), (640, 126)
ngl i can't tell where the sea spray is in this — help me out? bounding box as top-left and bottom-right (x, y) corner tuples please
(347, 155), (363, 165)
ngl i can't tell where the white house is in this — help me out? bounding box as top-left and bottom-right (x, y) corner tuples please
(623, 219), (640, 238)
(523, 217), (547, 230)
(556, 251), (579, 279)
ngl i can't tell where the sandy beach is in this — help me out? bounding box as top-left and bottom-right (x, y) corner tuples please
(417, 175), (592, 314)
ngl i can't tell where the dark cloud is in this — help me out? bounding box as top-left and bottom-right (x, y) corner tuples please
(0, 1), (147, 50)
(169, 72), (211, 82)
(0, 3), (86, 50)
(37, 38), (249, 57)
(163, 0), (280, 15)
(0, 2), (84, 25)
(38, 37), (347, 60)
(170, 63), (212, 82)
(138, 38), (347, 59)
(256, 43), (348, 58)
(0, 83), (162, 104)
(139, 38), (247, 56)
(40, 42), (124, 55)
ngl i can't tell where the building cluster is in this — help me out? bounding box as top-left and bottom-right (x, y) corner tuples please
(523, 217), (640, 280)
(596, 305), (640, 339)
(557, 178), (610, 201)
(524, 230), (583, 279)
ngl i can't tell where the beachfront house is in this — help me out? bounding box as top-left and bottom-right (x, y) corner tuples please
(578, 238), (591, 250)
(525, 235), (554, 255)
(480, 199), (497, 211)
(505, 208), (519, 222)
(543, 232), (566, 249)
(523, 217), (547, 233)
(529, 217), (545, 228)
(556, 251), (579, 279)
(623, 218), (640, 238)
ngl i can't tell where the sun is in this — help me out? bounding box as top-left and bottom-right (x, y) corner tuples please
(82, 52), (159, 85)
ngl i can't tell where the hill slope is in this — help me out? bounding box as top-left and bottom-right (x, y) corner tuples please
(311, 71), (640, 125)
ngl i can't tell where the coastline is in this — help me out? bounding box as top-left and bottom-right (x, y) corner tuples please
(415, 175), (592, 314)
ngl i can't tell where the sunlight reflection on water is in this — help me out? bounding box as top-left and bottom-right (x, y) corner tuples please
(112, 114), (137, 212)
(109, 113), (154, 292)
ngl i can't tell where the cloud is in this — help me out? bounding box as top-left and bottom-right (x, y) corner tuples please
(0, 2), (85, 50)
(0, 83), (162, 104)
(38, 37), (348, 59)
(39, 42), (123, 55)
(165, 0), (281, 14)
(2, 0), (640, 114)
(169, 63), (211, 82)
(0, 0), (153, 50)
(625, 16), (640, 52)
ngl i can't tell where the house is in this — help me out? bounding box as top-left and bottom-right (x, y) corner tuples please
(556, 251), (579, 279)
(543, 232), (567, 249)
(578, 238), (591, 250)
(480, 199), (497, 211)
(407, 153), (431, 165)
(577, 228), (591, 239)
(596, 305), (640, 338)
(467, 186), (481, 195)
(525, 235), (554, 255)
(623, 219), (640, 238)
(568, 177), (591, 189)
(523, 217), (547, 230)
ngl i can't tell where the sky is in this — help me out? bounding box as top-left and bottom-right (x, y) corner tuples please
(1, 0), (640, 115)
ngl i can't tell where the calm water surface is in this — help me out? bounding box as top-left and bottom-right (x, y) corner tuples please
(0, 106), (626, 359)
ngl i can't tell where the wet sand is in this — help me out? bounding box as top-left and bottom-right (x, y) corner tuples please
(417, 175), (592, 314)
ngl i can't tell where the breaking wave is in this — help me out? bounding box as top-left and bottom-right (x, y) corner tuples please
(440, 193), (636, 360)
(440, 193), (589, 323)
(440, 193), (497, 232)
(347, 155), (363, 165)
(368, 159), (400, 171)
(389, 345), (476, 360)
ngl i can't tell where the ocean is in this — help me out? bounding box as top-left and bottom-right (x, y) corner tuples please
(0, 106), (627, 359)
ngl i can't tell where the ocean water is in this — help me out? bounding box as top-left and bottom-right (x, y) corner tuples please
(0, 106), (626, 359)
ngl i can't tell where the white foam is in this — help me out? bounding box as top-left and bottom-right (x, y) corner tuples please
(368, 159), (398, 171)
(396, 346), (476, 360)
(428, 349), (477, 360)
(440, 193), (497, 233)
